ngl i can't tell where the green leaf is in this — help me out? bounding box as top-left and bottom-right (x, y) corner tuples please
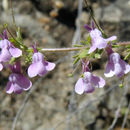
(9, 57), (16, 64)
(3, 23), (8, 28)
(126, 49), (130, 52)
(81, 74), (84, 78)
(94, 53), (101, 59)
(119, 83), (123, 88)
(126, 45), (130, 49)
(112, 44), (120, 48)
(80, 40), (87, 45)
(124, 53), (130, 60)
(73, 57), (80, 65)
(87, 35), (91, 43)
(68, 73), (73, 77)
(79, 49), (89, 58)
(16, 27), (23, 43)
(73, 44), (83, 47)
(81, 35), (91, 45)
(72, 54), (79, 58)
(121, 107), (128, 115)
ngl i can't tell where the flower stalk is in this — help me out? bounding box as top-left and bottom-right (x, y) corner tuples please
(41, 42), (130, 53)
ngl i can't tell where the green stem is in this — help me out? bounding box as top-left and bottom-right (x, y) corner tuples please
(10, 0), (17, 30)
(84, 0), (107, 37)
(6, 28), (27, 50)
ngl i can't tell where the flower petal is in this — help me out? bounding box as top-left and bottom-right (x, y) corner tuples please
(0, 63), (3, 71)
(45, 61), (56, 71)
(104, 62), (115, 77)
(9, 47), (22, 58)
(96, 38), (107, 49)
(0, 39), (10, 48)
(105, 36), (117, 42)
(28, 62), (45, 78)
(6, 82), (14, 94)
(38, 69), (47, 76)
(32, 52), (44, 63)
(0, 48), (11, 62)
(75, 78), (85, 95)
(13, 83), (23, 94)
(88, 45), (96, 54)
(114, 63), (124, 77)
(92, 75), (105, 88)
(15, 74), (32, 90)
(84, 83), (95, 93)
(120, 60), (130, 75)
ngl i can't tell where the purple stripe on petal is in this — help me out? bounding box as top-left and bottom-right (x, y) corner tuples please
(38, 69), (47, 76)
(13, 83), (23, 94)
(84, 83), (95, 93)
(104, 62), (115, 77)
(92, 75), (105, 88)
(15, 74), (32, 90)
(114, 63), (124, 78)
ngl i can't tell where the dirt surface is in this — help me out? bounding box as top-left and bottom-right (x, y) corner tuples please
(0, 0), (130, 130)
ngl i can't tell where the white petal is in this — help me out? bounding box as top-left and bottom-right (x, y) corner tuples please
(75, 78), (85, 95)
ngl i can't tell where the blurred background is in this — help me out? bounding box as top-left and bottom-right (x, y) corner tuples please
(0, 0), (130, 130)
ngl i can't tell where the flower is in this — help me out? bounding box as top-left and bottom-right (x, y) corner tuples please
(75, 72), (105, 95)
(75, 60), (105, 95)
(28, 44), (55, 78)
(6, 62), (32, 94)
(84, 21), (117, 54)
(0, 30), (22, 62)
(104, 52), (130, 78)
(0, 63), (3, 71)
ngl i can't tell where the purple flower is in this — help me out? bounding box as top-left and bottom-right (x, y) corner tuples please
(75, 60), (105, 95)
(84, 21), (117, 54)
(75, 72), (105, 95)
(104, 52), (130, 78)
(6, 62), (32, 94)
(28, 44), (55, 78)
(0, 30), (22, 62)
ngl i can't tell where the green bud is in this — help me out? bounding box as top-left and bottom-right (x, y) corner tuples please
(68, 73), (73, 77)
(119, 83), (123, 88)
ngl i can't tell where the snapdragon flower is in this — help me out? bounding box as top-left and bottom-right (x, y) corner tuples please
(104, 46), (130, 77)
(84, 21), (117, 54)
(0, 30), (22, 62)
(0, 63), (3, 71)
(6, 61), (32, 94)
(28, 44), (55, 78)
(75, 61), (105, 95)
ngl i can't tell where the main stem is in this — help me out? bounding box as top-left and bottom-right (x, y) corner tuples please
(41, 46), (88, 52)
(41, 42), (130, 52)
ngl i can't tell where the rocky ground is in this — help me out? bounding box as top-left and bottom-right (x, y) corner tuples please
(0, 0), (130, 130)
